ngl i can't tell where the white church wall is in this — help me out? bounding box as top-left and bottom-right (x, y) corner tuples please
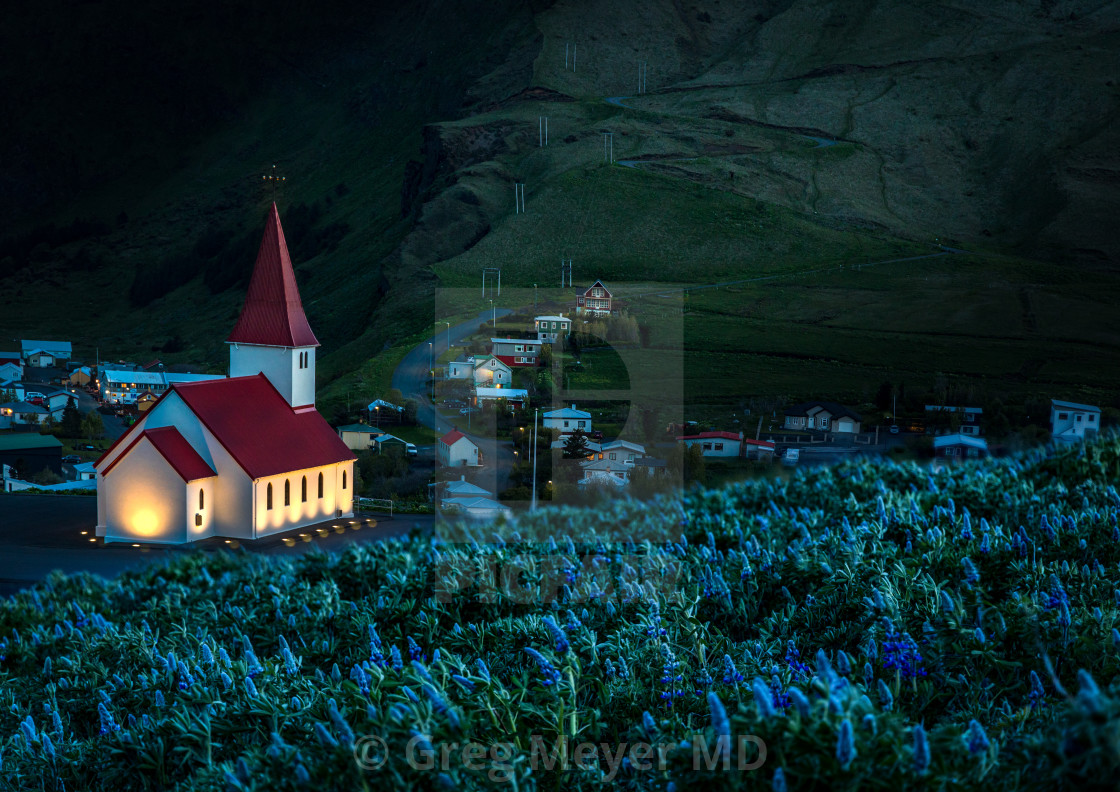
(253, 460), (354, 538)
(100, 439), (191, 544)
(291, 345), (315, 408)
(230, 344), (316, 407)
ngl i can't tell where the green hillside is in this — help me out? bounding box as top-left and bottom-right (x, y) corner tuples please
(1, 0), (1118, 417)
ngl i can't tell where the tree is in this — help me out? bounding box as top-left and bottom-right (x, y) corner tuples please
(684, 443), (706, 485)
(81, 411), (104, 442)
(403, 399), (418, 425)
(562, 429), (591, 459)
(875, 381), (894, 413)
(539, 343), (553, 370)
(62, 396), (82, 436)
(31, 468), (63, 486)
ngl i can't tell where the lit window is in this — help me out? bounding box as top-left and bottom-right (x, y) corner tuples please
(284, 480), (291, 506)
(302, 476), (307, 502)
(267, 483), (273, 510)
(199, 490), (204, 510)
(343, 470), (348, 489)
(195, 513), (202, 526)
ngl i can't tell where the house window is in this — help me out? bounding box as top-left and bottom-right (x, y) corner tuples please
(342, 470), (348, 489)
(714, 443), (724, 451)
(267, 483), (273, 510)
(609, 452), (617, 460)
(302, 476), (307, 502)
(199, 490), (204, 510)
(578, 421), (586, 428)
(564, 420), (570, 428)
(820, 417), (830, 429)
(1076, 414), (1083, 422)
(515, 345), (523, 353)
(1058, 412), (1068, 420)
(703, 443), (713, 451)
(1089, 414), (1097, 422)
(284, 479), (291, 506)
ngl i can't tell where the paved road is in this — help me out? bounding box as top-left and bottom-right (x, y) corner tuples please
(0, 494), (432, 595)
(391, 309), (519, 495)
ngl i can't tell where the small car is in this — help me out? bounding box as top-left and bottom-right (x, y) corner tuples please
(405, 443), (418, 457)
(889, 425), (901, 434)
(459, 407), (477, 415)
(62, 455), (81, 464)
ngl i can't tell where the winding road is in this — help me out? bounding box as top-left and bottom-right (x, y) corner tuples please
(390, 308), (519, 495)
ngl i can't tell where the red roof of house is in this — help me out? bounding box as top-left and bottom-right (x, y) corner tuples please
(101, 426), (216, 482)
(169, 374), (353, 478)
(440, 429), (465, 446)
(742, 438), (776, 449)
(676, 431), (742, 441)
(226, 203), (319, 349)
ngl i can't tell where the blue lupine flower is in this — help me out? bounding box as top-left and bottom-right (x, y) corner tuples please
(350, 665), (370, 694)
(290, 696), (302, 711)
(939, 591), (955, 613)
(722, 654), (744, 685)
(200, 644), (214, 669)
(154, 690), (165, 708)
(1077, 669), (1103, 714)
(962, 557), (979, 586)
(913, 723), (930, 775)
(41, 733), (56, 760)
(752, 678), (776, 719)
(245, 677), (258, 698)
(51, 710), (63, 737)
(1028, 671), (1045, 709)
(789, 686), (811, 718)
(451, 675), (474, 692)
(772, 767), (788, 792)
(424, 683), (461, 730)
(965, 720), (989, 754)
(877, 679), (893, 711)
(476, 660), (491, 683)
(327, 699), (356, 746)
(642, 711), (657, 733)
(391, 646), (404, 672)
(785, 642), (811, 679)
(401, 685), (420, 703)
(220, 672), (232, 690)
(974, 628), (986, 644)
(177, 661), (194, 690)
(882, 631), (927, 679)
(836, 719), (857, 768)
(524, 648), (561, 687)
(368, 624), (385, 665)
(837, 651), (852, 676)
(313, 722), (338, 748)
(542, 616), (570, 654)
(98, 703), (119, 736)
(407, 636), (426, 663)
(862, 713), (877, 735)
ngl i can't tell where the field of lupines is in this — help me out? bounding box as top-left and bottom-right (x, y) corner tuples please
(4, 438), (1120, 790)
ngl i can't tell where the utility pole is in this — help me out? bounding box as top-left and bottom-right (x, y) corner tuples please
(539, 117), (549, 147)
(534, 283), (538, 313)
(444, 321), (451, 355)
(638, 61), (647, 94)
(489, 299), (495, 326)
(531, 407), (539, 510)
(602, 132), (613, 163)
(514, 183), (525, 214)
(560, 259), (572, 288)
(429, 342), (434, 402)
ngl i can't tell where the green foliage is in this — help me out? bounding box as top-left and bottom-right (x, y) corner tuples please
(5, 433), (1120, 790)
(61, 397), (82, 437)
(562, 429), (590, 459)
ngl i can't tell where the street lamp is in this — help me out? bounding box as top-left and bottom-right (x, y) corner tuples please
(375, 405), (380, 427)
(429, 342), (434, 402)
(489, 299), (495, 326)
(444, 321), (451, 353)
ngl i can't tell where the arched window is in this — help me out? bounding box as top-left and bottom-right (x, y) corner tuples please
(301, 476), (307, 502)
(284, 479), (291, 506)
(342, 470), (347, 490)
(267, 483), (273, 510)
(317, 472), (324, 499)
(199, 489), (204, 510)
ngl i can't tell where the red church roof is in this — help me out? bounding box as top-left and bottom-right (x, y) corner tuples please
(171, 374), (354, 479)
(101, 426), (216, 482)
(226, 203), (319, 348)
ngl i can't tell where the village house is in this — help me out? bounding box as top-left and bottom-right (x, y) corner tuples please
(534, 315), (571, 344)
(367, 399), (404, 425)
(94, 204), (356, 545)
(924, 405), (983, 436)
(65, 366), (93, 387)
(100, 370), (226, 405)
(933, 434), (989, 460)
(578, 457), (630, 488)
(490, 337), (543, 367)
(677, 430), (776, 459)
(22, 340), (72, 367)
(575, 281), (613, 317)
(447, 355), (513, 387)
(0, 351), (21, 368)
(598, 439), (646, 465)
(337, 424), (385, 451)
(437, 476), (511, 520)
(0, 360), (24, 383)
(437, 429), (481, 467)
(543, 404), (592, 435)
(783, 401), (862, 433)
(1050, 399), (1101, 443)
(0, 401), (50, 426)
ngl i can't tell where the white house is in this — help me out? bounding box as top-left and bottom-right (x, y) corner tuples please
(337, 424), (384, 451)
(438, 429), (481, 467)
(677, 431), (744, 458)
(543, 404), (592, 434)
(22, 340), (72, 365)
(783, 402), (862, 433)
(599, 439), (646, 465)
(578, 458), (630, 488)
(101, 370), (226, 405)
(441, 476), (492, 500)
(94, 203), (356, 544)
(442, 496), (511, 520)
(1050, 399), (1101, 443)
(0, 401), (49, 425)
(534, 315), (571, 344)
(0, 362), (22, 383)
(73, 462), (97, 481)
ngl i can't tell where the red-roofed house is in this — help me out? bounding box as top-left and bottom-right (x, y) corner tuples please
(438, 429), (481, 467)
(94, 205), (356, 544)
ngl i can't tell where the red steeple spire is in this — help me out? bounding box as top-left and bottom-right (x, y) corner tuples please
(226, 203), (319, 348)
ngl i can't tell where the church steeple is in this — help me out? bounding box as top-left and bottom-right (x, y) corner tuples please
(227, 204), (318, 408)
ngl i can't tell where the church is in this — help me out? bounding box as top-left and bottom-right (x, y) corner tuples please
(94, 204), (356, 544)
